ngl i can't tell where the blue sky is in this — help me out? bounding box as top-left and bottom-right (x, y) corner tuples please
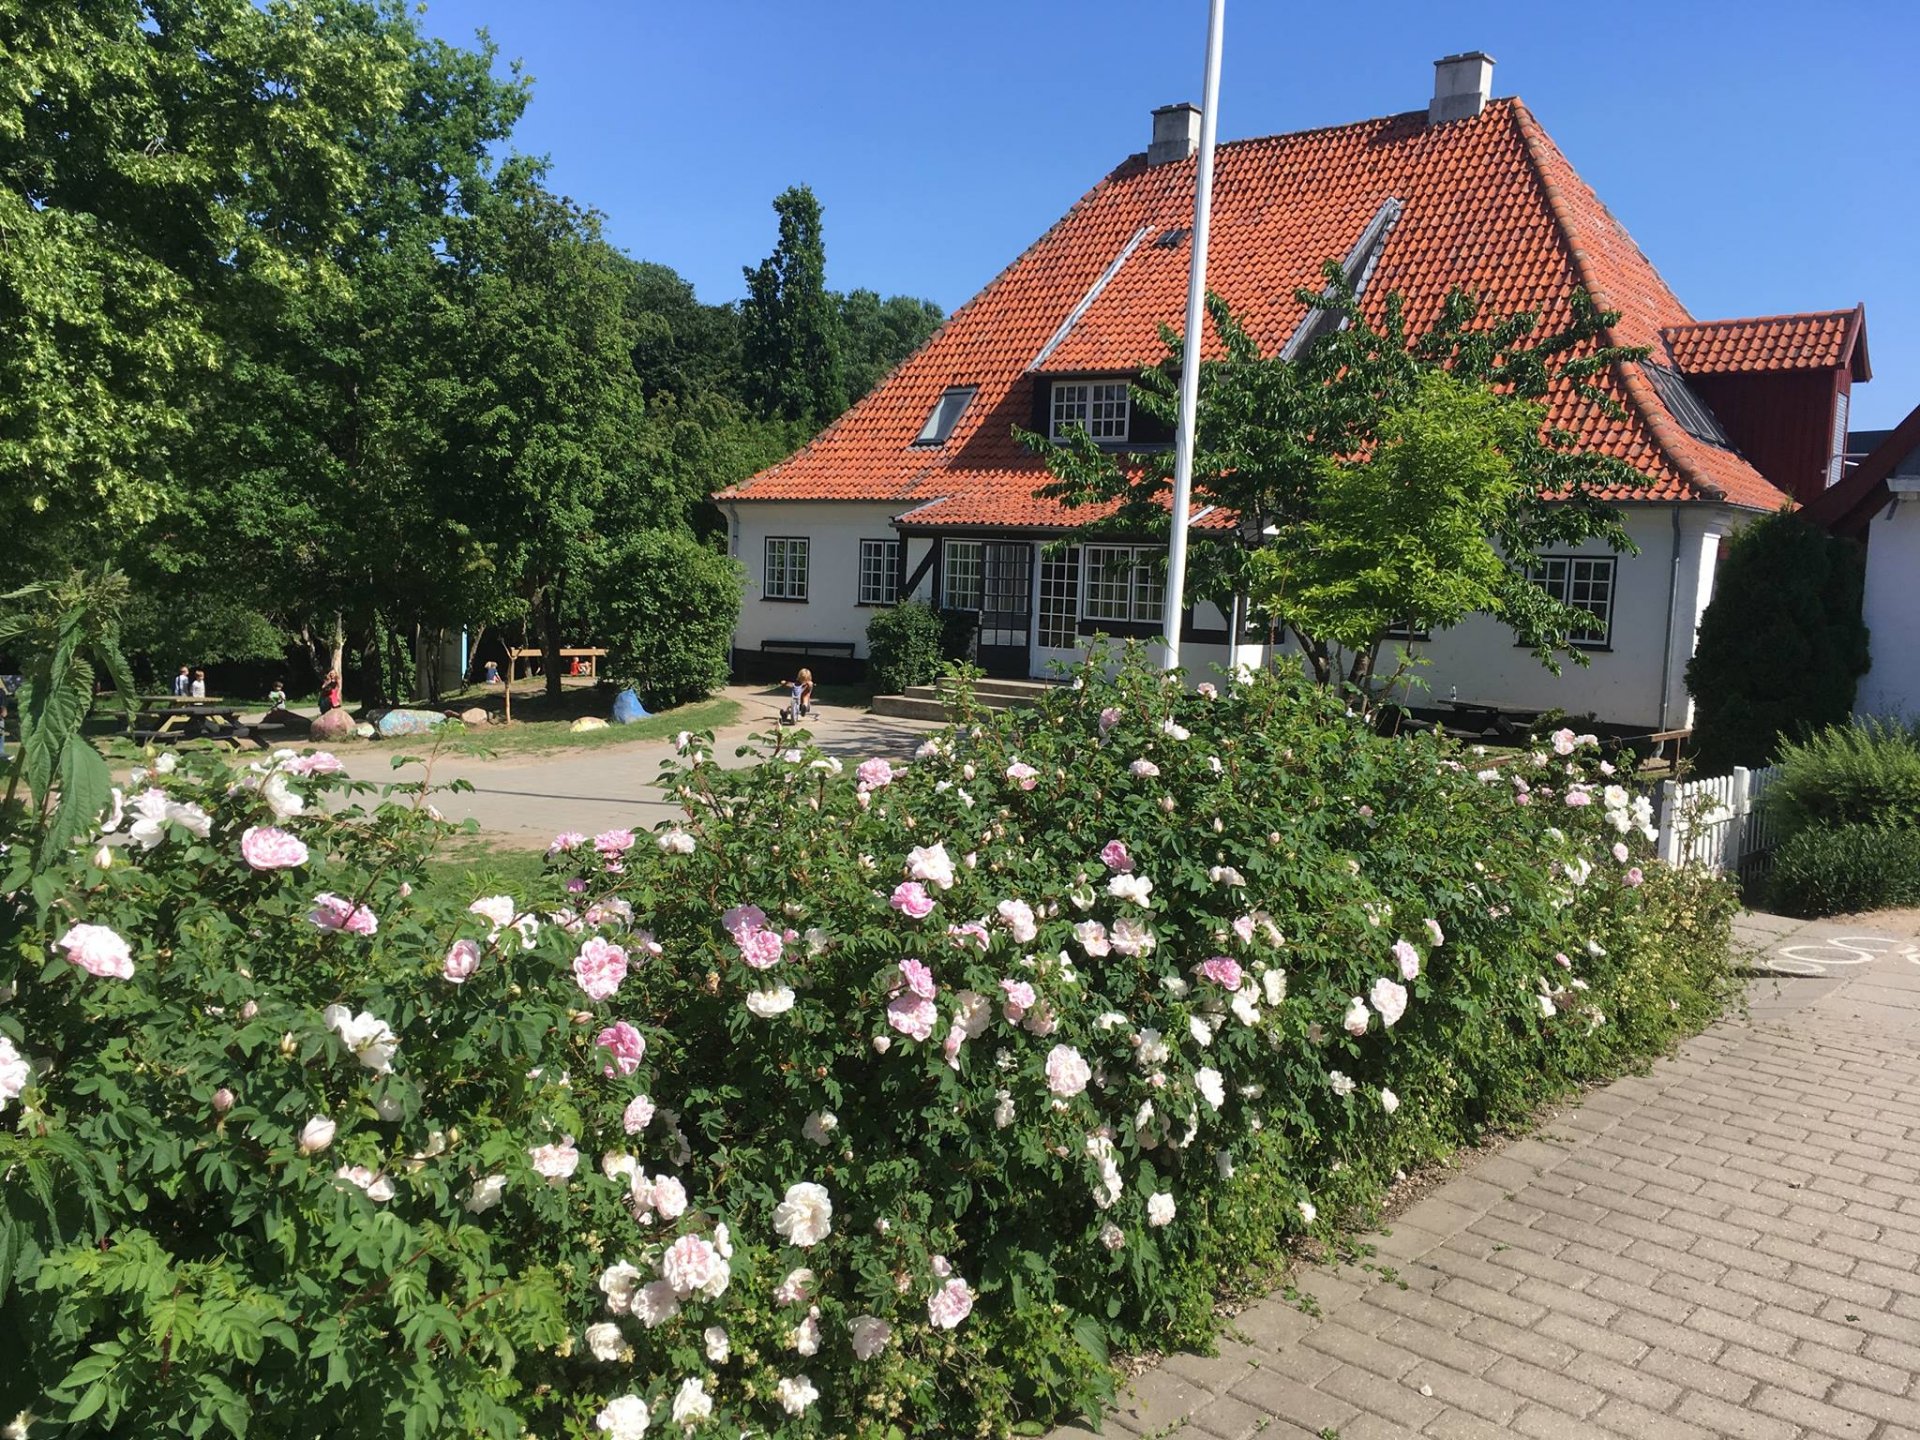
(416, 0), (1917, 428)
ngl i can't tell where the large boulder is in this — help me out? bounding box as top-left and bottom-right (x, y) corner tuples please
(460, 707), (489, 727)
(309, 708), (357, 741)
(569, 716), (608, 733)
(376, 709), (447, 738)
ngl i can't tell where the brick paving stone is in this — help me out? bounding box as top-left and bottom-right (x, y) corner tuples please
(1045, 916), (1920, 1440)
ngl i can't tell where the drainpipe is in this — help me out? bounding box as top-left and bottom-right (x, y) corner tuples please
(1656, 507), (1683, 732)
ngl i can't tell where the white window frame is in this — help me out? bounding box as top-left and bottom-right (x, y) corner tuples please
(942, 539), (984, 611)
(1081, 544), (1163, 625)
(763, 536), (810, 602)
(1530, 554), (1615, 649)
(1050, 380), (1130, 442)
(857, 538), (900, 606)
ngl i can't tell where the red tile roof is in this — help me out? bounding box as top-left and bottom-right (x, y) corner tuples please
(1662, 309), (1869, 380)
(718, 98), (1796, 522)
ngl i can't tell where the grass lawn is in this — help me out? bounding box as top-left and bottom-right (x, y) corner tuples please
(375, 690), (741, 758)
(419, 837), (551, 898)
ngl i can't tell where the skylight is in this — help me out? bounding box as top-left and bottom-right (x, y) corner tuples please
(913, 387), (977, 447)
(1642, 362), (1732, 449)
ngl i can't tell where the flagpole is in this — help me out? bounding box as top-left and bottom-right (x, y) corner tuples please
(1161, 0), (1225, 672)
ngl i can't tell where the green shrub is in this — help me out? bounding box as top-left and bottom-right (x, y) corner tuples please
(1766, 823), (1920, 917)
(0, 653), (1737, 1438)
(1762, 717), (1920, 843)
(594, 529), (742, 708)
(865, 601), (945, 693)
(1685, 511), (1869, 775)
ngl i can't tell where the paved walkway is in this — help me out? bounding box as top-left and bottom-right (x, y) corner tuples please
(1064, 910), (1920, 1440)
(322, 686), (944, 845)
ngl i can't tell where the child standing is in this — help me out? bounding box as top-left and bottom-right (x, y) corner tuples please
(190, 669), (208, 699)
(781, 667), (815, 724)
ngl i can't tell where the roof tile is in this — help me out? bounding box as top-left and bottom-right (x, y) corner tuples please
(719, 98), (1794, 520)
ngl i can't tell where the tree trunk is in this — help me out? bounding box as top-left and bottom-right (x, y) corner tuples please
(329, 612), (345, 699)
(539, 587), (563, 701)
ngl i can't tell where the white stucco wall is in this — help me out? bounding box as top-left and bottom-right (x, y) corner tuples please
(1375, 505), (1745, 731)
(1855, 483), (1920, 721)
(724, 500), (908, 657)
(723, 498), (1745, 726)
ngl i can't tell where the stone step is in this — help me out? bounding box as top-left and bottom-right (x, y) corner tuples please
(868, 694), (951, 722)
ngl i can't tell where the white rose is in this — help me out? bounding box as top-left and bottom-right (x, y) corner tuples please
(464, 1174), (507, 1213)
(802, 1110), (838, 1146)
(585, 1322), (624, 1362)
(775, 1375), (819, 1417)
(702, 1325), (730, 1362)
(773, 1181), (833, 1247)
(849, 1315), (893, 1360)
(297, 1115), (336, 1155)
(746, 986), (796, 1018)
(1146, 1192), (1176, 1227)
(670, 1378), (711, 1427)
(594, 1394), (650, 1440)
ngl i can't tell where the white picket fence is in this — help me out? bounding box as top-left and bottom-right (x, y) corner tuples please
(1654, 764), (1781, 878)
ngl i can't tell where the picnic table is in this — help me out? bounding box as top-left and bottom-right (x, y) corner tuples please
(501, 646), (610, 724)
(1444, 698), (1542, 741)
(128, 698), (290, 750)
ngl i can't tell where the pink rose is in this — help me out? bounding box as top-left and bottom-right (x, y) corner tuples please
(573, 938), (630, 1001)
(1564, 788), (1592, 808)
(1196, 956), (1243, 991)
(547, 831), (587, 855)
(1625, 867), (1644, 888)
(1005, 761), (1039, 791)
(1072, 920), (1110, 958)
(886, 993), (937, 1042)
(947, 920), (991, 950)
(1044, 1044), (1091, 1098)
(721, 904), (769, 940)
(897, 958), (936, 1000)
(528, 1137), (580, 1184)
(57, 923), (135, 979)
(1129, 759), (1160, 778)
(623, 1094), (656, 1132)
(240, 825), (309, 870)
(1099, 839), (1134, 873)
(927, 1277), (974, 1330)
(737, 926), (786, 968)
(890, 882), (935, 919)
(999, 978), (1036, 1019)
(594, 829), (637, 858)
(996, 898), (1037, 943)
(1391, 939), (1420, 981)
(596, 1021), (647, 1077)
(309, 894), (378, 936)
(443, 938), (482, 984)
(855, 758), (894, 792)
(285, 752), (344, 777)
(1098, 707), (1123, 734)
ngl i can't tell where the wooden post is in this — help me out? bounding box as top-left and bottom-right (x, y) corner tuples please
(504, 651), (514, 726)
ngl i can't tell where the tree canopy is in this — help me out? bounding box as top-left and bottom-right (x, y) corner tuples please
(0, 1), (940, 702)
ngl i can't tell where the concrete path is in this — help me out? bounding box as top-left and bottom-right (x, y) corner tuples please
(1064, 910), (1920, 1440)
(321, 686), (944, 846)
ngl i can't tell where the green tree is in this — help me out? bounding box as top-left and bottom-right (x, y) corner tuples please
(837, 288), (943, 403)
(447, 166), (650, 699)
(590, 529), (742, 708)
(1685, 510), (1869, 774)
(1025, 272), (1645, 699)
(0, 0), (430, 581)
(740, 185), (846, 423)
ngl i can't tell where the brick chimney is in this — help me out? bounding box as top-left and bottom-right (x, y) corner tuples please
(1429, 51), (1494, 125)
(1149, 103), (1201, 165)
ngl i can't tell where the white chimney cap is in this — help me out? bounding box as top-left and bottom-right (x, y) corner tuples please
(1429, 51), (1494, 125)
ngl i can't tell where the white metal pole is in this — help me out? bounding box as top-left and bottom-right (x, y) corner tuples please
(1161, 0), (1225, 672)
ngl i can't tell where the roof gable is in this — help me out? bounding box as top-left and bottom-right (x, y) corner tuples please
(1662, 308), (1870, 381)
(720, 98), (1793, 519)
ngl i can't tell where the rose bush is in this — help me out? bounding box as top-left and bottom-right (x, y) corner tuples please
(0, 655), (1735, 1437)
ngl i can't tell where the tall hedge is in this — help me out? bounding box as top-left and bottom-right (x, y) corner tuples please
(594, 530), (743, 709)
(1685, 511), (1869, 775)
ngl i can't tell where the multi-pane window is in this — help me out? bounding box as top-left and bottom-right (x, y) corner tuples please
(942, 540), (984, 611)
(1082, 544), (1164, 624)
(1037, 549), (1081, 649)
(1050, 381), (1130, 442)
(1530, 555), (1615, 647)
(858, 539), (899, 606)
(763, 537), (809, 601)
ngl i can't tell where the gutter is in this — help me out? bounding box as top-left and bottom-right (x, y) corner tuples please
(1656, 506), (1682, 731)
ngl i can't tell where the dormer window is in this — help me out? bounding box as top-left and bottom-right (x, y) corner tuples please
(913, 386), (976, 447)
(1051, 381), (1130, 442)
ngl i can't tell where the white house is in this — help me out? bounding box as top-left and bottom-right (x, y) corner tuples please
(1807, 402), (1920, 719)
(716, 55), (1866, 734)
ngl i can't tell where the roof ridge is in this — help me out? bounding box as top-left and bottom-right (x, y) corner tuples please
(1508, 100), (1727, 504)
(1663, 308), (1860, 332)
